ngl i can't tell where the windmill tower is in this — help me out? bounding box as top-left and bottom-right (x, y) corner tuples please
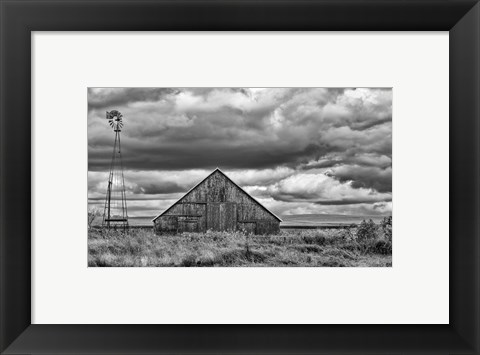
(102, 110), (129, 230)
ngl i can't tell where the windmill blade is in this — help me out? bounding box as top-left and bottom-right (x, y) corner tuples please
(105, 110), (125, 131)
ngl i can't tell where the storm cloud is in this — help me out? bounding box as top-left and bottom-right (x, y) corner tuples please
(88, 88), (392, 217)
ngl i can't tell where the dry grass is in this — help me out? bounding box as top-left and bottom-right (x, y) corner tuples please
(88, 227), (392, 267)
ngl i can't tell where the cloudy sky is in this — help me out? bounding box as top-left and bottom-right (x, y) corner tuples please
(88, 88), (392, 217)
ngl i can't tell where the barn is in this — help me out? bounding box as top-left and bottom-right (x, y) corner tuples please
(152, 168), (281, 235)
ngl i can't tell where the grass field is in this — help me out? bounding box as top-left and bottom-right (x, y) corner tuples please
(88, 221), (392, 267)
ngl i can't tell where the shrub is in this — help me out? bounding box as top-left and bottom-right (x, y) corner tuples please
(302, 232), (327, 246)
(381, 216), (392, 242)
(318, 257), (349, 267)
(322, 248), (357, 260)
(294, 244), (323, 253)
(358, 238), (392, 255)
(87, 208), (100, 230)
(356, 219), (378, 241)
(244, 249), (267, 263)
(216, 248), (266, 266)
(181, 254), (196, 267)
(341, 224), (357, 240)
(372, 240), (392, 255)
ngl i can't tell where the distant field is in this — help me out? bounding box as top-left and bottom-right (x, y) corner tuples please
(88, 225), (392, 267)
(280, 214), (387, 227)
(92, 214), (389, 228)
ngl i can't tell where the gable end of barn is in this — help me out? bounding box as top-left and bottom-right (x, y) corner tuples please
(153, 168), (281, 235)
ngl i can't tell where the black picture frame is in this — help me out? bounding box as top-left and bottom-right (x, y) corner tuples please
(1, 1), (479, 354)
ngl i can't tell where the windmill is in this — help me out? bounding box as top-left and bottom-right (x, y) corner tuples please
(102, 110), (129, 230)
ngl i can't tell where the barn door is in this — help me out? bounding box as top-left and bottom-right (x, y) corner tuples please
(207, 203), (237, 231)
(178, 216), (199, 233)
(182, 203), (206, 232)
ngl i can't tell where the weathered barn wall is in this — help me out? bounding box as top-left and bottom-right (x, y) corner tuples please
(153, 169), (280, 235)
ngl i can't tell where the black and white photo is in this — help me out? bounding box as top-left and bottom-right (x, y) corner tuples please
(88, 87), (392, 267)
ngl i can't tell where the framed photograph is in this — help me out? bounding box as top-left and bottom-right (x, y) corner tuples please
(1, 1), (479, 354)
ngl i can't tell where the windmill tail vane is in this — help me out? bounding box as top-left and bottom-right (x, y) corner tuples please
(102, 110), (129, 231)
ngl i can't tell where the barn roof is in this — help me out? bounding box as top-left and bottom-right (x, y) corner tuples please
(152, 168), (282, 222)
